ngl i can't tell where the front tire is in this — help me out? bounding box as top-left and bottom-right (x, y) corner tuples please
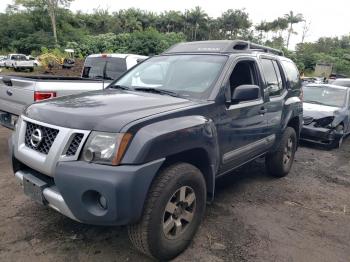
(266, 127), (297, 177)
(128, 162), (206, 260)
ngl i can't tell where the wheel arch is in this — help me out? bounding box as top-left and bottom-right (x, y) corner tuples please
(161, 148), (216, 201)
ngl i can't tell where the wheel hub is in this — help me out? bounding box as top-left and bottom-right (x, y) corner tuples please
(162, 186), (196, 240)
(283, 137), (293, 166)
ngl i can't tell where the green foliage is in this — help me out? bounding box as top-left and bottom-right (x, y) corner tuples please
(290, 35), (350, 75)
(66, 29), (186, 57)
(0, 2), (349, 76)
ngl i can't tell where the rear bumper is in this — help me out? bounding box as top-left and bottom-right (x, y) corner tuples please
(300, 125), (343, 145)
(12, 158), (164, 226)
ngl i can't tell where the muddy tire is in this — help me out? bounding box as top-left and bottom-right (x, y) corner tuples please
(128, 162), (206, 260)
(266, 127), (297, 177)
(329, 125), (344, 149)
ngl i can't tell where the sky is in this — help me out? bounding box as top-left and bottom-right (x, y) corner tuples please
(0, 0), (349, 48)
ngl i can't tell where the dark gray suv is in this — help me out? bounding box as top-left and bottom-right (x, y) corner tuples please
(9, 40), (302, 260)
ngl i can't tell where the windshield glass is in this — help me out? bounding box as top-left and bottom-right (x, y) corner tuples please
(332, 80), (350, 88)
(303, 85), (347, 107)
(112, 54), (227, 99)
(82, 57), (127, 80)
(12, 55), (27, 61)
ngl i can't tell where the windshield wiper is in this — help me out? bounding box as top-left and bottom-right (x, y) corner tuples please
(134, 87), (179, 97)
(109, 84), (132, 90)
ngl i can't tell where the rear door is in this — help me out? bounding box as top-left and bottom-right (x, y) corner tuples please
(259, 56), (287, 137)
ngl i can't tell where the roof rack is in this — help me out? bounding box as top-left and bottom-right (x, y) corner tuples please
(232, 40), (284, 56)
(164, 40), (284, 56)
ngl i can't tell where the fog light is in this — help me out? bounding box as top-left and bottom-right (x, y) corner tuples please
(98, 195), (108, 210)
(83, 147), (95, 162)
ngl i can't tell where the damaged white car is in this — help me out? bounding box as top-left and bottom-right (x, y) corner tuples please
(301, 84), (350, 148)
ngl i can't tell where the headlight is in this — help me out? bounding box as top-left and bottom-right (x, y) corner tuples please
(314, 116), (335, 128)
(81, 132), (132, 165)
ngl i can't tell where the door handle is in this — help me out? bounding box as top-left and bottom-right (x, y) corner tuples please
(259, 107), (267, 114)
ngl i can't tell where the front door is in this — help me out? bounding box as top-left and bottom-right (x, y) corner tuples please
(217, 57), (271, 173)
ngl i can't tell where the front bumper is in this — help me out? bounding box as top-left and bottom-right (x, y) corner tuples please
(0, 111), (18, 129)
(13, 158), (164, 226)
(300, 125), (343, 145)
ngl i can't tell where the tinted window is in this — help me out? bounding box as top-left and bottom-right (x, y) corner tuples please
(281, 60), (300, 89)
(82, 57), (127, 80)
(12, 55), (27, 61)
(261, 59), (284, 96)
(229, 60), (260, 99)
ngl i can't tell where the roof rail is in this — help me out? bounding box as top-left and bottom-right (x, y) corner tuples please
(164, 40), (284, 56)
(232, 40), (284, 56)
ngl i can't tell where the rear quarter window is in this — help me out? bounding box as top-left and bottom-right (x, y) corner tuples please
(82, 57), (127, 80)
(281, 60), (300, 89)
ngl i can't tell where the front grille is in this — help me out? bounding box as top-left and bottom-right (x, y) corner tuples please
(65, 133), (84, 156)
(25, 122), (59, 154)
(303, 116), (314, 125)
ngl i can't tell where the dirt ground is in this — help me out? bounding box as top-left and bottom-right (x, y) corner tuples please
(0, 59), (84, 77)
(0, 126), (349, 262)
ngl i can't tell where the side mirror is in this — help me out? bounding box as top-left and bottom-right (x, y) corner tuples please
(232, 85), (260, 103)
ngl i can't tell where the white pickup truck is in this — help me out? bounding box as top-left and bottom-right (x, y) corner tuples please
(4, 54), (35, 72)
(0, 53), (147, 129)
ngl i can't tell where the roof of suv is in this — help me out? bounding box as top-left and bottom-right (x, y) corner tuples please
(87, 54), (148, 59)
(164, 40), (284, 57)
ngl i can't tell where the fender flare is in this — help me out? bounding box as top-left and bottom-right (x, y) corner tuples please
(122, 115), (219, 199)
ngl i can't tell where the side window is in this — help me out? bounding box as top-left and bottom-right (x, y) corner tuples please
(229, 60), (260, 100)
(281, 60), (300, 89)
(261, 59), (284, 96)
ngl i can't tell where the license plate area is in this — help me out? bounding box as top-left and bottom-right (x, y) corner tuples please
(0, 111), (18, 129)
(23, 173), (48, 204)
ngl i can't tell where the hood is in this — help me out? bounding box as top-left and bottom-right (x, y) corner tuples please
(24, 89), (197, 132)
(303, 102), (339, 119)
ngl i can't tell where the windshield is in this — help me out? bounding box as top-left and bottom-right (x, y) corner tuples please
(82, 57), (127, 80)
(112, 54), (227, 99)
(12, 55), (27, 61)
(303, 85), (347, 108)
(332, 80), (350, 88)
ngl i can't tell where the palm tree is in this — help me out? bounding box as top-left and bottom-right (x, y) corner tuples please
(187, 6), (208, 40)
(284, 11), (304, 48)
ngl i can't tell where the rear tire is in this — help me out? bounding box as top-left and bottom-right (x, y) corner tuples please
(128, 162), (206, 260)
(266, 127), (297, 177)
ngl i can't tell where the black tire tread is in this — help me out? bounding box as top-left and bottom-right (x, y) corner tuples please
(128, 163), (201, 259)
(266, 127), (296, 177)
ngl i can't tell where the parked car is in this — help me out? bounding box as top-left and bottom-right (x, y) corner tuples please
(0, 57), (7, 67)
(9, 40), (302, 260)
(301, 84), (350, 148)
(331, 78), (350, 88)
(0, 53), (147, 129)
(4, 54), (35, 72)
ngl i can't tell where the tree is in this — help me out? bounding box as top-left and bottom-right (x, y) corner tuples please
(14, 0), (74, 44)
(187, 6), (208, 40)
(220, 9), (251, 39)
(284, 11), (304, 48)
